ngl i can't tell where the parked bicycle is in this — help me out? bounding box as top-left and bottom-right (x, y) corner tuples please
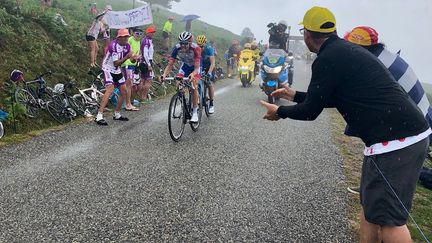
(14, 71), (64, 120)
(72, 72), (106, 115)
(165, 76), (203, 142)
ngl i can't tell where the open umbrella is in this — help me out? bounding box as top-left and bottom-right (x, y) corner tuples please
(181, 14), (200, 32)
(181, 14), (200, 22)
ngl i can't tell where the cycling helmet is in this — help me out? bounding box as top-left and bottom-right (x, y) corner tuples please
(196, 35), (207, 46)
(178, 31), (193, 42)
(244, 43), (251, 49)
(53, 83), (65, 93)
(10, 69), (23, 82)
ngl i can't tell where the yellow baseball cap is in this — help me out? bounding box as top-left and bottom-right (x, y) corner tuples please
(300, 6), (336, 33)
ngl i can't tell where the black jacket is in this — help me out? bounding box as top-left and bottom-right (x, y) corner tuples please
(277, 36), (429, 146)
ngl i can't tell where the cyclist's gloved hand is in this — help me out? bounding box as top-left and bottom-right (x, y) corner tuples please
(208, 72), (213, 79)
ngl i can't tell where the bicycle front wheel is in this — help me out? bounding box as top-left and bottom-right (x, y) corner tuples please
(168, 93), (186, 142)
(69, 95), (86, 117)
(46, 99), (72, 124)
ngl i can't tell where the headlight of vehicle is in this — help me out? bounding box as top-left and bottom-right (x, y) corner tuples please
(263, 65), (282, 74)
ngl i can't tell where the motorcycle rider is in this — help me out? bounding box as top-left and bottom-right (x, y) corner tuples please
(251, 41), (261, 75)
(268, 20), (290, 52)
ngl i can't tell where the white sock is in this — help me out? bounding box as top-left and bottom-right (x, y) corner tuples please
(96, 112), (103, 121)
(114, 111), (121, 119)
(193, 107), (198, 113)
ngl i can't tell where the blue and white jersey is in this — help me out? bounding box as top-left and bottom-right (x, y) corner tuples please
(375, 47), (432, 126)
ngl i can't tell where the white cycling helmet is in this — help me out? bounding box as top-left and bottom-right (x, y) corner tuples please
(178, 31), (193, 42)
(53, 83), (65, 93)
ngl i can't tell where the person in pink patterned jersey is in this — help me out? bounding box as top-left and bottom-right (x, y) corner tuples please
(138, 26), (156, 104)
(95, 28), (140, 126)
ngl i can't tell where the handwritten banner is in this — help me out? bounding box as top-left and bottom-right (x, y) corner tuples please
(104, 4), (153, 29)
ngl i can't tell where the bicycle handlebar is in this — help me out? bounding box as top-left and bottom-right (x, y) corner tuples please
(36, 71), (52, 80)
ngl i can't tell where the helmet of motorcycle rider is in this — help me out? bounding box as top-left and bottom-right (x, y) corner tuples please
(178, 31), (193, 44)
(244, 43), (251, 49)
(251, 41), (258, 48)
(278, 20), (288, 28)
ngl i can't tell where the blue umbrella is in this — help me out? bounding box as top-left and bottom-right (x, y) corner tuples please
(181, 14), (200, 22)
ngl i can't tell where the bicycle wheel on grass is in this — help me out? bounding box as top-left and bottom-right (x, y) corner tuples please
(46, 98), (72, 124)
(69, 95), (86, 117)
(15, 88), (40, 118)
(168, 93), (186, 142)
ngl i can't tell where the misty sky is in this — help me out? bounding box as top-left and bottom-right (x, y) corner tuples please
(171, 0), (432, 84)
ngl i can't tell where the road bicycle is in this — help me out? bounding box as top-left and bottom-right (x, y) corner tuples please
(166, 76), (203, 142)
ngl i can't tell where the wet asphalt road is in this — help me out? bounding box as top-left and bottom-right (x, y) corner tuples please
(0, 60), (352, 242)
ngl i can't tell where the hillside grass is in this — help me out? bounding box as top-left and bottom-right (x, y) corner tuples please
(0, 0), (238, 141)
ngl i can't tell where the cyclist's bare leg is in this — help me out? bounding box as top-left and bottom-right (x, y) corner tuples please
(141, 78), (152, 101)
(192, 79), (199, 108)
(208, 84), (215, 101)
(98, 84), (114, 113)
(115, 85), (127, 112)
(125, 78), (134, 108)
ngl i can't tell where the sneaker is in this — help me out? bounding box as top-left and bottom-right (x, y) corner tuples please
(113, 115), (129, 121)
(95, 118), (108, 126)
(191, 111), (199, 123)
(347, 186), (360, 195)
(209, 105), (215, 114)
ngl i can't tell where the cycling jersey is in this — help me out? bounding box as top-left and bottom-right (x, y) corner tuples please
(169, 43), (201, 76)
(102, 39), (131, 74)
(123, 37), (141, 67)
(201, 44), (214, 68)
(140, 36), (154, 65)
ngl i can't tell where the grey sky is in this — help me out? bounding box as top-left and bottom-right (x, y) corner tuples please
(171, 0), (432, 83)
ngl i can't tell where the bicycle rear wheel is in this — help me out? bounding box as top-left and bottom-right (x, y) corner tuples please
(168, 93), (186, 142)
(15, 88), (39, 118)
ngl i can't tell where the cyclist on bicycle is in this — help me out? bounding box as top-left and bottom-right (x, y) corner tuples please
(162, 31), (202, 123)
(96, 28), (140, 126)
(196, 35), (215, 114)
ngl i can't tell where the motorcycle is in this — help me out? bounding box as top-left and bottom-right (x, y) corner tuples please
(238, 50), (256, 87)
(260, 48), (290, 104)
(0, 109), (9, 139)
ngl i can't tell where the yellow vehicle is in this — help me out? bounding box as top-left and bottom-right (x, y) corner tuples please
(238, 48), (256, 87)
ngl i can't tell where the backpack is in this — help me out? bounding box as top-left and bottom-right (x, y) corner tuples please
(419, 167), (432, 190)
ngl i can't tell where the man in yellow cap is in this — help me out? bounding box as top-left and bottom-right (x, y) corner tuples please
(261, 6), (430, 242)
